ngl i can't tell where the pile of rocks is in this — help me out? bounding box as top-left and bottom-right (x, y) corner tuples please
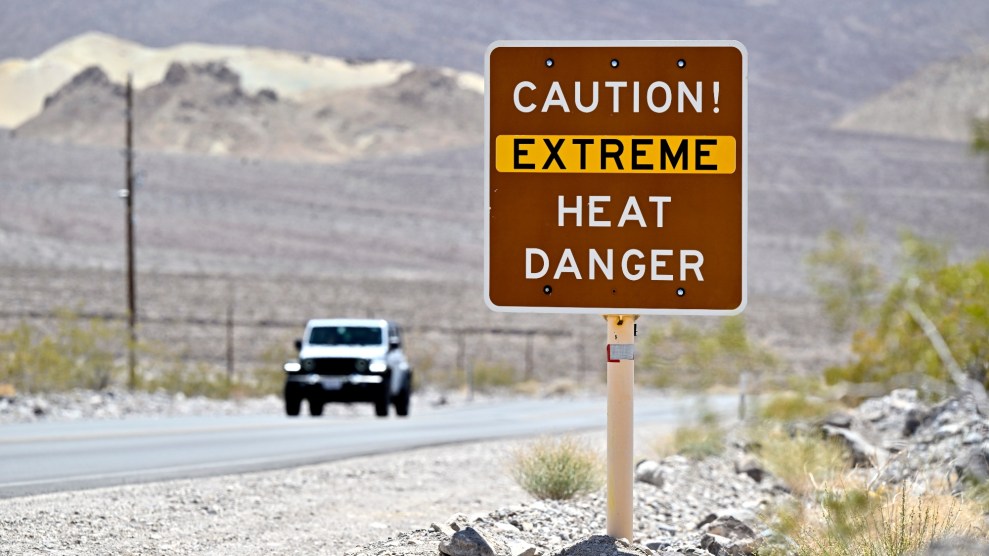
(347, 448), (788, 556)
(820, 389), (989, 490)
(0, 386), (482, 425)
(348, 388), (989, 556)
(0, 388), (284, 424)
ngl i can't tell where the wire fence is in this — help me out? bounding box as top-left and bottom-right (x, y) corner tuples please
(0, 308), (590, 385)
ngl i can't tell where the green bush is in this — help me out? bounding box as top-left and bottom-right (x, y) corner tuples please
(757, 390), (836, 422)
(637, 316), (777, 390)
(0, 311), (125, 392)
(511, 436), (603, 500)
(472, 361), (517, 391)
(672, 408), (726, 460)
(825, 244), (989, 393)
(806, 224), (883, 334)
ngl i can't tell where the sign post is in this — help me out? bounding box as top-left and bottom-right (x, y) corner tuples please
(605, 314), (635, 539)
(485, 40), (747, 540)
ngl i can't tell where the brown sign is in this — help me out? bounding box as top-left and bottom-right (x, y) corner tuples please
(485, 41), (747, 315)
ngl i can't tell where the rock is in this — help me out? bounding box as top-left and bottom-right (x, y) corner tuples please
(634, 459), (664, 487)
(506, 539), (539, 556)
(556, 535), (652, 555)
(432, 521), (457, 537)
(704, 516), (756, 539)
(922, 536), (989, 555)
(733, 454), (766, 483)
(700, 515), (760, 555)
(438, 527), (496, 556)
(964, 432), (984, 445)
(701, 532), (730, 554)
(823, 424), (886, 467)
(904, 407), (926, 436)
(955, 447), (989, 484)
(823, 411), (853, 429)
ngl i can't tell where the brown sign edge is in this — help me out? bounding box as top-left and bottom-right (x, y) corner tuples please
(483, 39), (748, 316)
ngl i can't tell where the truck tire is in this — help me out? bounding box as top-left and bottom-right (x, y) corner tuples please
(394, 376), (411, 417)
(309, 398), (324, 417)
(285, 391), (301, 417)
(375, 386), (391, 418)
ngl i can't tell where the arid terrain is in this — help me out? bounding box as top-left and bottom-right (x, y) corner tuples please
(0, 1), (987, 384)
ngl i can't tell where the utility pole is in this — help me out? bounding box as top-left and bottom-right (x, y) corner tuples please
(124, 73), (137, 390)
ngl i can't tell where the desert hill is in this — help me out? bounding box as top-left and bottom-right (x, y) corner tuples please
(835, 50), (989, 142)
(10, 37), (483, 163)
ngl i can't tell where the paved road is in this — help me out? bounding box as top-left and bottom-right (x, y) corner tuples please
(0, 393), (737, 498)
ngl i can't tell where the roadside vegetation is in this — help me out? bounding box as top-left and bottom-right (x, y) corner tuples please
(637, 315), (778, 391)
(808, 229), (989, 400)
(510, 436), (603, 500)
(0, 309), (284, 399)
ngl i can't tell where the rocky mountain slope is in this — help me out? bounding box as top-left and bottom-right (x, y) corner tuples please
(13, 54), (482, 163)
(835, 49), (989, 142)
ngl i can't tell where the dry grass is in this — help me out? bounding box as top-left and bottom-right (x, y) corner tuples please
(764, 484), (985, 556)
(751, 424), (850, 497)
(671, 409), (727, 460)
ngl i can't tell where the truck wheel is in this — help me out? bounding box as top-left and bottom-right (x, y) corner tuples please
(309, 398), (324, 417)
(375, 386), (391, 418)
(394, 377), (411, 417)
(285, 391), (301, 417)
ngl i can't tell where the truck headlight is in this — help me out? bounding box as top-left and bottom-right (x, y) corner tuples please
(283, 361), (302, 373)
(369, 360), (388, 373)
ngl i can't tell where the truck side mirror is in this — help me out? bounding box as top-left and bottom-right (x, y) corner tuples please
(294, 339), (302, 352)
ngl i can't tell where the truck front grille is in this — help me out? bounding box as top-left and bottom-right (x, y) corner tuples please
(302, 358), (367, 376)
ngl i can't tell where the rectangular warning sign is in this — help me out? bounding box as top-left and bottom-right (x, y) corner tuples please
(485, 41), (747, 315)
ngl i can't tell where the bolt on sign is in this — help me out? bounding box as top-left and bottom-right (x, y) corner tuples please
(485, 41), (747, 315)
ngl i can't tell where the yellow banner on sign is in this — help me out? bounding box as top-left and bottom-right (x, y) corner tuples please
(495, 135), (736, 174)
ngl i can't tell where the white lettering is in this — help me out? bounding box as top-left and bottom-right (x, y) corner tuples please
(554, 248), (582, 279)
(542, 81), (570, 112)
(650, 249), (674, 281)
(678, 81), (702, 113)
(526, 248), (549, 279)
(647, 81), (672, 113)
(589, 249), (613, 280)
(513, 81), (536, 113)
(622, 249), (645, 281)
(558, 195), (582, 227)
(680, 250), (705, 281)
(617, 197), (646, 228)
(648, 196), (672, 227)
(588, 196), (611, 227)
(605, 81), (627, 112)
(574, 82), (599, 113)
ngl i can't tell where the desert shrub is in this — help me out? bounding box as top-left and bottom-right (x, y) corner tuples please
(763, 486), (980, 556)
(758, 390), (836, 422)
(637, 316), (778, 390)
(809, 229), (989, 396)
(511, 436), (603, 500)
(806, 224), (883, 334)
(141, 361), (237, 399)
(825, 244), (989, 394)
(471, 361), (517, 391)
(752, 425), (849, 496)
(672, 408), (726, 460)
(0, 311), (125, 392)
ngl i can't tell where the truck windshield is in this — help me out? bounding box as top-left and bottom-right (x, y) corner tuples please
(309, 326), (383, 346)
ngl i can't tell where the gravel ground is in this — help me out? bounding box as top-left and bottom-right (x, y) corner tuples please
(5, 388), (986, 555)
(0, 436), (531, 555)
